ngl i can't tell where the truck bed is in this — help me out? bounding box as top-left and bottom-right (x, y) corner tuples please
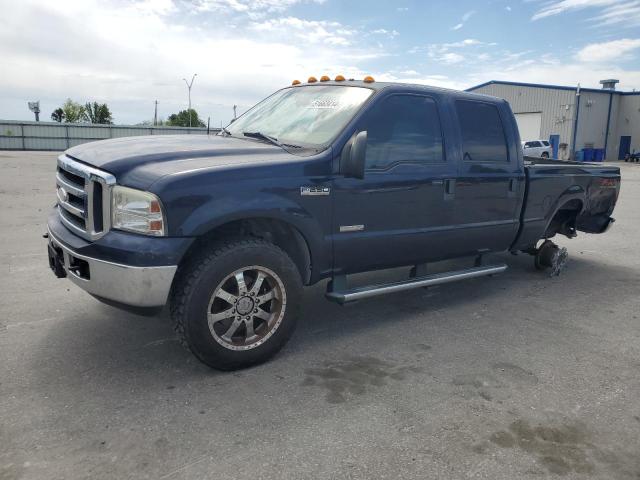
(513, 157), (620, 250)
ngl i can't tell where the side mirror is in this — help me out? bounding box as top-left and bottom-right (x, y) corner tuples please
(342, 130), (367, 179)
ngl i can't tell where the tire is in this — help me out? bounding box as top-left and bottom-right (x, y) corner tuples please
(170, 238), (302, 370)
(541, 152), (549, 158)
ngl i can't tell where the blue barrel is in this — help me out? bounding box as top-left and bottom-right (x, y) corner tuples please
(594, 149), (604, 161)
(583, 148), (594, 161)
(575, 150), (584, 161)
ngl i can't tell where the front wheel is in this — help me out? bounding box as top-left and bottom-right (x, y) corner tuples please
(541, 152), (549, 158)
(170, 238), (302, 370)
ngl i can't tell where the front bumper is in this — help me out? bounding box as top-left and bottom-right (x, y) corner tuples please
(48, 227), (177, 308)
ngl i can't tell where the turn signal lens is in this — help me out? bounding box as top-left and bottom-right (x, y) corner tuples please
(320, 75), (330, 82)
(363, 75), (375, 83)
(308, 76), (317, 83)
(335, 75), (345, 81)
(292, 79), (301, 85)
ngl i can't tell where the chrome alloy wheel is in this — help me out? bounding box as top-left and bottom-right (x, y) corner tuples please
(207, 266), (287, 351)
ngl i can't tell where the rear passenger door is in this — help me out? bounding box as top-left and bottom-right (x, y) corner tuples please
(451, 99), (523, 253)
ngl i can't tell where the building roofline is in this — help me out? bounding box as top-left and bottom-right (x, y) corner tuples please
(466, 79), (639, 95)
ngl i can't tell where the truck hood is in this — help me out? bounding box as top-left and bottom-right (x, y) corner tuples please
(65, 134), (296, 189)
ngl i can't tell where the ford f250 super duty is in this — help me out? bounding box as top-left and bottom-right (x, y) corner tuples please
(46, 76), (620, 370)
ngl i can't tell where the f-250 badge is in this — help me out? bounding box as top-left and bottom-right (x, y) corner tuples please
(300, 186), (330, 196)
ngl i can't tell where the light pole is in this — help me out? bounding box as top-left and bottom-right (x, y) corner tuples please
(182, 73), (197, 127)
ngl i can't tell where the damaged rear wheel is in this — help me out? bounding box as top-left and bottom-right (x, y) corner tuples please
(534, 240), (568, 277)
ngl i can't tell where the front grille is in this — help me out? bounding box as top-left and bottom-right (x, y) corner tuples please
(56, 155), (115, 240)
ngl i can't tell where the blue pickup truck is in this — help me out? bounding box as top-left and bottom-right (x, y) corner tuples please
(47, 77), (620, 370)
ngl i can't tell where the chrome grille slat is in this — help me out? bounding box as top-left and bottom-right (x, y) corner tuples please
(55, 171), (85, 197)
(56, 155), (116, 240)
(57, 188), (85, 217)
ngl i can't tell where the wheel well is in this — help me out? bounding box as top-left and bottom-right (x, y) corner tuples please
(180, 218), (312, 284)
(544, 199), (583, 238)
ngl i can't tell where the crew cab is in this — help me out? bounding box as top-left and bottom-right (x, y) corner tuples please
(522, 139), (552, 158)
(47, 77), (620, 370)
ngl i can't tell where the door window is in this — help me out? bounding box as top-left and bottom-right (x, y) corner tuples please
(363, 95), (444, 170)
(456, 100), (509, 163)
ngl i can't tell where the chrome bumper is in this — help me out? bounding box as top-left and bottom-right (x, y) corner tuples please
(48, 229), (177, 308)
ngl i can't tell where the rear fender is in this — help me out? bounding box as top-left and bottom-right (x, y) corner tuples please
(542, 186), (585, 237)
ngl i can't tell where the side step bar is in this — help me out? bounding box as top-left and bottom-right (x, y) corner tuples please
(326, 264), (507, 304)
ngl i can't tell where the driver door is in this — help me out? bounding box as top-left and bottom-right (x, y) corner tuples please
(331, 93), (458, 274)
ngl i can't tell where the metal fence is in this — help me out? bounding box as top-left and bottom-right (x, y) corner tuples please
(0, 120), (220, 151)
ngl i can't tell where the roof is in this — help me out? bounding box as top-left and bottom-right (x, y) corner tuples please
(289, 80), (504, 102)
(466, 80), (640, 95)
(290, 79), (457, 93)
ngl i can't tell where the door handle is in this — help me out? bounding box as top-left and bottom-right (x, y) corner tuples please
(444, 179), (455, 200)
(508, 178), (518, 197)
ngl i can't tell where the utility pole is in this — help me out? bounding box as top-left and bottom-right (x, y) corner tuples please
(153, 100), (158, 126)
(182, 73), (197, 127)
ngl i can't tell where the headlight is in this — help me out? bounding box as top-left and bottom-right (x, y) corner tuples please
(111, 186), (166, 236)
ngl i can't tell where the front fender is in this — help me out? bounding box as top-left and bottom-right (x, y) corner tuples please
(180, 191), (323, 239)
(167, 187), (332, 281)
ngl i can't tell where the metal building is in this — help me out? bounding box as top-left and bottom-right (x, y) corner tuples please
(467, 79), (640, 161)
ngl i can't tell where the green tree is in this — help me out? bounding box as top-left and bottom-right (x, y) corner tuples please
(166, 109), (205, 127)
(61, 99), (86, 123)
(51, 108), (65, 123)
(84, 102), (113, 124)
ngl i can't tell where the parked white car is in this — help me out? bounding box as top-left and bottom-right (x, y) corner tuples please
(522, 140), (552, 158)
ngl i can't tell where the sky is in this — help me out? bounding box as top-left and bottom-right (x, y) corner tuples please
(1, 0), (640, 125)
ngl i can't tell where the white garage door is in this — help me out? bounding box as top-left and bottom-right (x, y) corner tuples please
(514, 112), (542, 141)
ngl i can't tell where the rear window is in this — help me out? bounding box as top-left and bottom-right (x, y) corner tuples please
(542, 141), (550, 146)
(456, 100), (509, 163)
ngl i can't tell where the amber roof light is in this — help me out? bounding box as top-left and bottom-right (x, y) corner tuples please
(308, 76), (318, 83)
(335, 75), (345, 81)
(363, 76), (375, 83)
(292, 79), (301, 85)
(320, 75), (330, 82)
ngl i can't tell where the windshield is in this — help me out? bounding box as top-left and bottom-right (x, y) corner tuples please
(225, 85), (373, 149)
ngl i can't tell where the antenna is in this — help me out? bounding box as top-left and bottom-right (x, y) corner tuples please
(28, 101), (41, 122)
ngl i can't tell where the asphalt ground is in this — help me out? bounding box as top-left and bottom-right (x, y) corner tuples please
(1, 150), (639, 479)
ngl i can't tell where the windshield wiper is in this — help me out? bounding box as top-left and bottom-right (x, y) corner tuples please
(243, 131), (284, 147)
(243, 131), (303, 150)
(219, 126), (232, 136)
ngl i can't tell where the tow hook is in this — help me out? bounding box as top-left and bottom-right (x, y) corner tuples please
(534, 240), (568, 277)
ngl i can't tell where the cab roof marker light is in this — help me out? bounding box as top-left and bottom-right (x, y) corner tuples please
(308, 76), (318, 83)
(292, 79), (301, 85)
(335, 75), (346, 81)
(363, 76), (375, 83)
(320, 75), (330, 82)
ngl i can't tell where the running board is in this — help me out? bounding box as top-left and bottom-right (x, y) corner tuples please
(325, 264), (508, 304)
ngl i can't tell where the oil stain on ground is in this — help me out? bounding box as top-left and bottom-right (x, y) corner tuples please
(489, 419), (593, 475)
(302, 356), (422, 404)
(483, 419), (640, 477)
